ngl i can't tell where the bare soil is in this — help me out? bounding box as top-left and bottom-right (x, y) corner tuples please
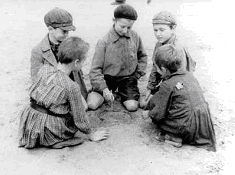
(0, 0), (234, 174)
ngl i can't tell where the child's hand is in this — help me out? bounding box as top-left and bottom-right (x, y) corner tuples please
(142, 110), (150, 120)
(103, 88), (114, 102)
(89, 129), (109, 142)
(145, 90), (152, 101)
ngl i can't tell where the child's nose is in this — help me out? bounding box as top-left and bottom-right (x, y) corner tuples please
(123, 28), (128, 34)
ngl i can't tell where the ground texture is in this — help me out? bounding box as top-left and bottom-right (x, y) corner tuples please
(0, 0), (234, 175)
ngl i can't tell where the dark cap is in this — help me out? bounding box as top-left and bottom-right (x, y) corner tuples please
(152, 11), (177, 25)
(114, 4), (138, 20)
(111, 0), (126, 5)
(44, 7), (76, 31)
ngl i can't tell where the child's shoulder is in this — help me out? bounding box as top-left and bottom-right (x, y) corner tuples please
(56, 72), (81, 92)
(164, 71), (191, 86)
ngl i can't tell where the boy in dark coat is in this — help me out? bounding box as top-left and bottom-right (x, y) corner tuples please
(142, 44), (216, 151)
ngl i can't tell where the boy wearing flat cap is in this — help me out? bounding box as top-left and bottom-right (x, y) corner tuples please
(88, 4), (147, 111)
(30, 7), (88, 109)
(140, 11), (196, 108)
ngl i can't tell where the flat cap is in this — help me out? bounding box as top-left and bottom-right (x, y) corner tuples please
(44, 7), (76, 31)
(114, 4), (138, 20)
(152, 11), (176, 25)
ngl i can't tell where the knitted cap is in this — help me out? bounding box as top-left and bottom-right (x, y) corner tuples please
(152, 11), (176, 25)
(44, 7), (76, 31)
(114, 4), (138, 20)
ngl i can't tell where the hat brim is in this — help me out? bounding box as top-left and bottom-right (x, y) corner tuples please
(60, 25), (76, 31)
(152, 19), (176, 25)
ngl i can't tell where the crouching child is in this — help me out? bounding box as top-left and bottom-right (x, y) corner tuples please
(142, 44), (216, 151)
(18, 37), (108, 149)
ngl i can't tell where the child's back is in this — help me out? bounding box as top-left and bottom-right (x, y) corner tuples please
(144, 44), (216, 151)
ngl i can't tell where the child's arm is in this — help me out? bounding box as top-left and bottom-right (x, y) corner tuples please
(30, 47), (43, 81)
(148, 82), (172, 122)
(135, 37), (147, 79)
(89, 40), (108, 92)
(69, 85), (91, 134)
(147, 65), (162, 92)
(184, 47), (196, 72)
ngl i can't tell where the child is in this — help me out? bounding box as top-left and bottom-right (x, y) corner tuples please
(140, 11), (196, 108)
(88, 4), (147, 111)
(142, 44), (216, 151)
(30, 7), (88, 109)
(19, 37), (108, 149)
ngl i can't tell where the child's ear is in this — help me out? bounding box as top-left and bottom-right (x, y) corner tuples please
(172, 25), (177, 30)
(48, 26), (54, 31)
(74, 59), (79, 66)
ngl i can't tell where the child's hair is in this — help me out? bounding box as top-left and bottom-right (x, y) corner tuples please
(154, 44), (183, 73)
(114, 4), (138, 20)
(57, 36), (89, 64)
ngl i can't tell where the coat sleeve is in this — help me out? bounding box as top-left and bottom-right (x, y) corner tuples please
(89, 40), (108, 92)
(135, 36), (147, 79)
(30, 47), (43, 81)
(68, 85), (91, 134)
(147, 64), (162, 90)
(147, 43), (162, 91)
(184, 47), (196, 72)
(148, 82), (172, 122)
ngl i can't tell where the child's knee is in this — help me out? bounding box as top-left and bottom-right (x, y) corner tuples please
(123, 100), (138, 112)
(87, 91), (104, 110)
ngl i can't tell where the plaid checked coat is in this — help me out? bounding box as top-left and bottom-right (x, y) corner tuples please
(18, 65), (91, 148)
(30, 34), (88, 99)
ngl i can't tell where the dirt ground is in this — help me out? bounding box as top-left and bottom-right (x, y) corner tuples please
(0, 0), (234, 174)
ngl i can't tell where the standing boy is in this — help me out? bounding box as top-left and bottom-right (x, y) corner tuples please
(30, 7), (88, 106)
(140, 11), (196, 108)
(88, 4), (147, 111)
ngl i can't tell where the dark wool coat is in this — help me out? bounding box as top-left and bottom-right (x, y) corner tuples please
(147, 71), (216, 151)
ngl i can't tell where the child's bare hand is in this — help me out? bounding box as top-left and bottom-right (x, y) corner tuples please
(89, 129), (109, 142)
(142, 110), (150, 120)
(103, 88), (114, 102)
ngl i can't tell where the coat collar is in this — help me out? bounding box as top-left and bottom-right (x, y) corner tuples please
(165, 70), (186, 80)
(40, 34), (57, 67)
(109, 26), (131, 43)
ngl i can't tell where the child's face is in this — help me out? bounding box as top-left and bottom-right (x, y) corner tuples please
(114, 18), (135, 36)
(153, 24), (175, 44)
(50, 27), (69, 43)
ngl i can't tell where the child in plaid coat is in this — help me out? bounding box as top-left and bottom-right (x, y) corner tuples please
(19, 37), (108, 149)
